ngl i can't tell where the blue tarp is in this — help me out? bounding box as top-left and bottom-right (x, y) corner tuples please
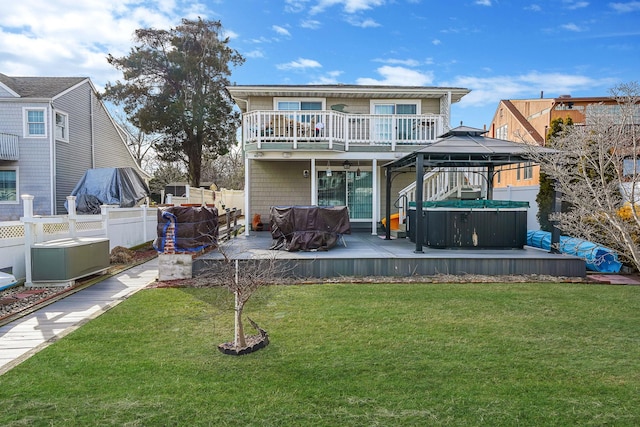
(527, 230), (622, 273)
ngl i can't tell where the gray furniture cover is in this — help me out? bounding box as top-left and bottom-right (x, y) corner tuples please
(269, 206), (350, 251)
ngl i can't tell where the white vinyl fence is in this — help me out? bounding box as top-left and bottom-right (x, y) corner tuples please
(0, 195), (158, 285)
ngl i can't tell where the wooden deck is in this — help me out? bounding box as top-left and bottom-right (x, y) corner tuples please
(194, 231), (586, 279)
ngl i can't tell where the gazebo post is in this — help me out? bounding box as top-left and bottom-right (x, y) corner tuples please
(414, 153), (424, 253)
(487, 164), (495, 199)
(385, 165), (392, 240)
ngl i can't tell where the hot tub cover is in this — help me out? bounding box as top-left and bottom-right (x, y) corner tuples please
(270, 206), (351, 251)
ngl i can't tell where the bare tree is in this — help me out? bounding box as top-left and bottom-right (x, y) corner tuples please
(199, 248), (291, 355)
(529, 82), (640, 270)
(200, 148), (245, 190)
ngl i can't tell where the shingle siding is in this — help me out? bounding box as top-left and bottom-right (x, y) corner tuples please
(54, 82), (94, 213)
(249, 160), (312, 221)
(0, 101), (53, 220)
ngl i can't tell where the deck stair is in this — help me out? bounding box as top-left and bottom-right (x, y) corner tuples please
(396, 167), (484, 226)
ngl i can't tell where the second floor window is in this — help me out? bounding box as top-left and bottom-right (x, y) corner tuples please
(277, 101), (323, 111)
(55, 112), (69, 141)
(25, 109), (46, 137)
(496, 124), (508, 140)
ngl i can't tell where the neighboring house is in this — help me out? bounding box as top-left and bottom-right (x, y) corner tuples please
(226, 84), (470, 233)
(0, 73), (149, 220)
(486, 95), (625, 189)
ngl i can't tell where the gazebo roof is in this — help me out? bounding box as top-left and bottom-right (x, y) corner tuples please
(385, 126), (555, 170)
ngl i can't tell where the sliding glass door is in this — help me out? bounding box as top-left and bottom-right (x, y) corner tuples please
(318, 170), (372, 220)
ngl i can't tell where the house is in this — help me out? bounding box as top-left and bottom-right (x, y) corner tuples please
(226, 84), (470, 233)
(0, 73), (149, 220)
(485, 95), (629, 189)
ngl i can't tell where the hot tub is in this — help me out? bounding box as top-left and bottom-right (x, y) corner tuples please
(407, 200), (529, 249)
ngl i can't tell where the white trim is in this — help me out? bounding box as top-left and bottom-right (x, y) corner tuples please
(54, 110), (69, 142)
(0, 81), (20, 98)
(273, 97), (326, 110)
(51, 78), (91, 101)
(0, 166), (19, 204)
(22, 107), (48, 138)
(369, 99), (422, 115)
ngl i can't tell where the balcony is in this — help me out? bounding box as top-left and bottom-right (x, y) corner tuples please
(0, 133), (19, 160)
(242, 110), (445, 151)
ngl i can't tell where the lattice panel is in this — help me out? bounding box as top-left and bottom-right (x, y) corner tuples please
(76, 221), (103, 232)
(0, 224), (25, 239)
(43, 223), (69, 235)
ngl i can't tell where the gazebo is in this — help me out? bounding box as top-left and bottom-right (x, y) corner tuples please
(383, 126), (556, 252)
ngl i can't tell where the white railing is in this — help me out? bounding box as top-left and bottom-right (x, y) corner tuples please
(0, 132), (19, 160)
(243, 110), (444, 150)
(397, 168), (486, 224)
(165, 187), (244, 213)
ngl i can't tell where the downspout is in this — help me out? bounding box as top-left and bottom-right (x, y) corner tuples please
(90, 90), (95, 167)
(49, 103), (56, 214)
(244, 154), (250, 236)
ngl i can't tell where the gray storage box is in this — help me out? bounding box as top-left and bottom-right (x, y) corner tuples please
(31, 237), (110, 284)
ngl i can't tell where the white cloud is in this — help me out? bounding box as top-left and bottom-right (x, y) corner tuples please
(563, 0), (589, 9)
(277, 58), (323, 70)
(310, 0), (385, 14)
(345, 16), (381, 27)
(0, 0), (212, 86)
(610, 1), (640, 12)
(301, 19), (322, 29)
(525, 4), (542, 11)
(432, 39), (441, 45)
(272, 25), (291, 36)
(373, 58), (421, 67)
(444, 72), (616, 108)
(561, 22), (585, 32)
(308, 70), (344, 84)
(244, 49), (265, 59)
(475, 0), (491, 5)
(356, 66), (434, 86)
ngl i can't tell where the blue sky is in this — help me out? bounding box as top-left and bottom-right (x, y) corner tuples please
(1, 0), (639, 127)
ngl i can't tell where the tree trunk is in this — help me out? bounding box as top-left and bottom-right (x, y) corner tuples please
(234, 291), (246, 349)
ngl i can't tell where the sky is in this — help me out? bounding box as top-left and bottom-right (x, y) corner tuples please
(1, 0), (639, 127)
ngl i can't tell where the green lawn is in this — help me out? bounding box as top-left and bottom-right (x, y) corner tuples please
(1, 282), (639, 426)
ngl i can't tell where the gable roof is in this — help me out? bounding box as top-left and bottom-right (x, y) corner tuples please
(0, 73), (87, 98)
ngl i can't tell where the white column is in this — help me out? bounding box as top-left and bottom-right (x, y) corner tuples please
(66, 196), (77, 237)
(21, 194), (35, 287)
(244, 155), (251, 236)
(372, 158), (378, 235)
(311, 158), (317, 205)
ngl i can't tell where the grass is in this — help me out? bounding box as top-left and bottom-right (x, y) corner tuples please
(0, 282), (639, 426)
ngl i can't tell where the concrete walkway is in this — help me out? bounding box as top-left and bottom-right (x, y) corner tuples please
(0, 258), (158, 375)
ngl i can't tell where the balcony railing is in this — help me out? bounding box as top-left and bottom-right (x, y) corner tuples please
(0, 133), (19, 160)
(242, 110), (445, 151)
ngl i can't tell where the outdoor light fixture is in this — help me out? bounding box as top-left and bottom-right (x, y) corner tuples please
(356, 160), (361, 177)
(343, 160), (351, 170)
(326, 161), (332, 177)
